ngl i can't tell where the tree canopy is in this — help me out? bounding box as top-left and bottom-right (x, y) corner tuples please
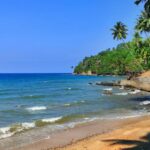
(74, 1), (150, 75)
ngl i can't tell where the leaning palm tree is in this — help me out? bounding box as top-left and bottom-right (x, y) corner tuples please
(135, 11), (150, 44)
(135, 11), (150, 36)
(111, 22), (128, 43)
(135, 0), (150, 16)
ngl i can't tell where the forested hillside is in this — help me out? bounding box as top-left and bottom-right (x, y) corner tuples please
(74, 0), (150, 75)
(74, 39), (150, 75)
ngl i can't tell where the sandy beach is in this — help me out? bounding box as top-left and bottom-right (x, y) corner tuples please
(57, 116), (150, 150)
(3, 115), (149, 150)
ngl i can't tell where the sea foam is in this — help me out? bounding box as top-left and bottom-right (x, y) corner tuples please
(41, 117), (62, 123)
(115, 92), (128, 96)
(26, 106), (47, 111)
(21, 122), (35, 129)
(64, 103), (71, 107)
(0, 122), (36, 139)
(103, 88), (112, 91)
(129, 90), (141, 94)
(0, 127), (10, 134)
(140, 101), (150, 105)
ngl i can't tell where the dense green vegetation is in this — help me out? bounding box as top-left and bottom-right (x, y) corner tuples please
(74, 0), (150, 75)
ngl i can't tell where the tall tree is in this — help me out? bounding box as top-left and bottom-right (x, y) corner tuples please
(133, 32), (143, 48)
(111, 22), (128, 43)
(135, 11), (150, 36)
(135, 0), (150, 16)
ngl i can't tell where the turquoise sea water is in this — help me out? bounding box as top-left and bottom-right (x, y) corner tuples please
(0, 73), (149, 138)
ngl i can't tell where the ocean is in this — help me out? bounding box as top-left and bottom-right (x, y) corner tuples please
(0, 73), (149, 139)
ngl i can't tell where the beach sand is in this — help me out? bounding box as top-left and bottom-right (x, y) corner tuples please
(57, 116), (150, 150)
(6, 115), (150, 150)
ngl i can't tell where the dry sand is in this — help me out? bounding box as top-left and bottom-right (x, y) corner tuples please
(138, 71), (150, 78)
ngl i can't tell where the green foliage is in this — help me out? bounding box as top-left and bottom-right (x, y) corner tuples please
(111, 22), (128, 41)
(135, 11), (150, 33)
(74, 1), (150, 75)
(74, 41), (148, 75)
(135, 0), (150, 17)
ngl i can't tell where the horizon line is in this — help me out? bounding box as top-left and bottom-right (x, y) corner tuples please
(0, 72), (73, 74)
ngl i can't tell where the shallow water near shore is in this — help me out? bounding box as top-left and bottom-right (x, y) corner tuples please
(0, 73), (149, 139)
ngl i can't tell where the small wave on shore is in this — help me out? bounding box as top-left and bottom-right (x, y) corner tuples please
(63, 100), (85, 107)
(115, 92), (128, 96)
(129, 90), (141, 95)
(64, 87), (81, 91)
(0, 110), (149, 140)
(41, 117), (62, 123)
(115, 90), (141, 96)
(0, 122), (36, 139)
(140, 101), (150, 106)
(25, 106), (47, 111)
(21, 94), (47, 99)
(0, 116), (62, 139)
(103, 88), (112, 91)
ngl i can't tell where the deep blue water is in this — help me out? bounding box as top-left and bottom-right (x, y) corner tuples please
(0, 73), (149, 138)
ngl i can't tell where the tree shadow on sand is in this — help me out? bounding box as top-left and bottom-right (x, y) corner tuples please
(103, 133), (150, 150)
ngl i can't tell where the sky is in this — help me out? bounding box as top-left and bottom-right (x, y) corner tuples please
(0, 0), (143, 73)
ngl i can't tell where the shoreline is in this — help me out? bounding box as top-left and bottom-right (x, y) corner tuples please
(3, 115), (150, 150)
(57, 115), (150, 150)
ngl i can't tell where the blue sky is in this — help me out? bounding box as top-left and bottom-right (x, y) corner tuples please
(0, 0), (142, 73)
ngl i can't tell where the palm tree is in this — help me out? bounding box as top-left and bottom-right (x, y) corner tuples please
(135, 11), (150, 36)
(111, 22), (128, 43)
(135, 0), (150, 16)
(133, 32), (142, 47)
(133, 32), (143, 55)
(134, 31), (142, 40)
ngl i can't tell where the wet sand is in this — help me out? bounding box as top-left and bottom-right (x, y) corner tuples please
(5, 116), (150, 150)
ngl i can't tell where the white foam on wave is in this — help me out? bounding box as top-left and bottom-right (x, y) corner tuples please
(0, 127), (10, 134)
(64, 100), (85, 107)
(64, 103), (71, 107)
(0, 117), (62, 140)
(0, 126), (15, 139)
(115, 92), (128, 96)
(115, 89), (140, 96)
(96, 111), (149, 120)
(112, 114), (143, 119)
(103, 88), (112, 91)
(21, 122), (35, 129)
(0, 127), (15, 139)
(129, 89), (141, 94)
(0, 121), (36, 139)
(26, 106), (47, 111)
(0, 132), (14, 139)
(41, 117), (62, 123)
(140, 101), (150, 105)
(65, 117), (99, 129)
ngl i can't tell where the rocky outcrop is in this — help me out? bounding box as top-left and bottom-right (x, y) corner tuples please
(76, 70), (97, 76)
(96, 71), (150, 92)
(96, 81), (120, 86)
(120, 79), (150, 92)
